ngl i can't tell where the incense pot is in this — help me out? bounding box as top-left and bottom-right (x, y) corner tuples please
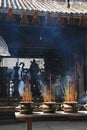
(18, 77), (33, 114)
(40, 75), (57, 113)
(40, 102), (57, 113)
(61, 101), (79, 113)
(19, 101), (34, 114)
(84, 103), (87, 110)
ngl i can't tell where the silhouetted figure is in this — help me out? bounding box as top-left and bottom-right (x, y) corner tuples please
(53, 76), (64, 102)
(30, 59), (41, 99)
(18, 62), (25, 97)
(18, 62), (25, 80)
(13, 62), (20, 97)
(32, 83), (41, 101)
(30, 59), (39, 82)
(0, 67), (8, 97)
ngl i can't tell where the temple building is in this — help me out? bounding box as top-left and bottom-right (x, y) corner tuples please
(0, 0), (87, 123)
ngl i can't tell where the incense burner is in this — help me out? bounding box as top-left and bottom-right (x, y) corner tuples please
(40, 102), (57, 113)
(84, 103), (87, 110)
(61, 101), (79, 113)
(18, 102), (34, 114)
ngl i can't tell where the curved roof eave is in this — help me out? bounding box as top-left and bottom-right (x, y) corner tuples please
(0, 0), (87, 17)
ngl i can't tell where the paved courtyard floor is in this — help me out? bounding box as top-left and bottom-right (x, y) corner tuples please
(0, 121), (87, 130)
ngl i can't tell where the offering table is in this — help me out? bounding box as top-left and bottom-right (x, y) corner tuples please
(15, 111), (87, 130)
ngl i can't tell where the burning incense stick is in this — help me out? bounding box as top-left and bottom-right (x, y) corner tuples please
(49, 74), (52, 101)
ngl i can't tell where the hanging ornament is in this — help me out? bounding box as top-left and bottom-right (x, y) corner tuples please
(67, 13), (75, 25)
(78, 14), (87, 27)
(45, 12), (53, 25)
(57, 13), (64, 27)
(6, 8), (15, 21)
(20, 11), (29, 25)
(32, 10), (40, 24)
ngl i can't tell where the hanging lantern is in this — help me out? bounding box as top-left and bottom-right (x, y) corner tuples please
(57, 13), (62, 22)
(32, 10), (40, 24)
(20, 11), (29, 25)
(6, 8), (15, 21)
(78, 14), (87, 27)
(57, 13), (64, 27)
(67, 13), (75, 25)
(45, 12), (53, 25)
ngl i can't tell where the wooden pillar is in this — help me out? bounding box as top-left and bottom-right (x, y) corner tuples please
(84, 35), (87, 92)
(26, 117), (32, 130)
(84, 35), (87, 91)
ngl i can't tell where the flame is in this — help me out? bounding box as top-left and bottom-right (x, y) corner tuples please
(64, 82), (77, 102)
(41, 74), (55, 102)
(44, 90), (51, 102)
(22, 78), (32, 102)
(42, 87), (55, 102)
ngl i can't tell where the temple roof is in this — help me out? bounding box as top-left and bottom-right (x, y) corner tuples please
(0, 0), (86, 57)
(0, 0), (87, 16)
